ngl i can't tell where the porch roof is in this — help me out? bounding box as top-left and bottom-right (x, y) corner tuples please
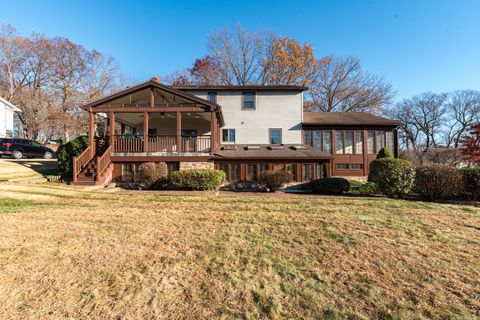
(214, 144), (332, 160)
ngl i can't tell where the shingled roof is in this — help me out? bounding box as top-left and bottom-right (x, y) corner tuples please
(214, 144), (331, 160)
(303, 112), (400, 126)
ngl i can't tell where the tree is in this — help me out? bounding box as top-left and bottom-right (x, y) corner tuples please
(444, 90), (480, 148)
(207, 24), (271, 85)
(169, 55), (223, 86)
(462, 123), (480, 163)
(392, 92), (448, 151)
(262, 36), (326, 86)
(308, 56), (393, 112)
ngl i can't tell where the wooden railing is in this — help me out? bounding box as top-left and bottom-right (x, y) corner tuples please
(148, 135), (177, 152)
(113, 135), (211, 153)
(182, 135), (211, 152)
(95, 145), (112, 181)
(73, 146), (93, 182)
(114, 135), (143, 152)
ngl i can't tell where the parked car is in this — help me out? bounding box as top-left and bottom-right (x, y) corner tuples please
(0, 138), (55, 159)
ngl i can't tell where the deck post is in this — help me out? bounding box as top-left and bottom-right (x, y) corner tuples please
(109, 112), (115, 152)
(177, 111), (182, 152)
(143, 111), (148, 152)
(210, 110), (215, 153)
(363, 129), (368, 176)
(88, 111), (95, 158)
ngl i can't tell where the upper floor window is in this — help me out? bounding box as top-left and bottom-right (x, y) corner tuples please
(269, 128), (282, 145)
(242, 92), (255, 110)
(367, 130), (394, 155)
(335, 130), (363, 154)
(303, 130), (332, 153)
(222, 129), (235, 142)
(207, 92), (217, 103)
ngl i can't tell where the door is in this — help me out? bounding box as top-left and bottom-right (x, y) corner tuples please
(181, 129), (197, 152)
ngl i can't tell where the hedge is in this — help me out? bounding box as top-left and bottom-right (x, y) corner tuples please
(310, 178), (350, 194)
(461, 168), (480, 200)
(258, 170), (293, 192)
(138, 162), (168, 188)
(414, 164), (464, 201)
(57, 136), (89, 179)
(169, 169), (225, 190)
(368, 158), (415, 197)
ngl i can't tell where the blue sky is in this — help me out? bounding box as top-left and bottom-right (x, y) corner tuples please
(1, 0), (479, 102)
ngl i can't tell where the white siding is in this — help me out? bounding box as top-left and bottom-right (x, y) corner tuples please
(187, 91), (303, 144)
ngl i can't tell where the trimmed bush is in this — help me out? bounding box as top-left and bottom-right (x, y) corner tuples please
(138, 162), (168, 188)
(169, 169), (225, 190)
(376, 147), (394, 159)
(310, 178), (350, 194)
(57, 136), (89, 179)
(349, 181), (378, 194)
(415, 164), (463, 201)
(258, 170), (293, 192)
(461, 168), (480, 200)
(368, 158), (415, 197)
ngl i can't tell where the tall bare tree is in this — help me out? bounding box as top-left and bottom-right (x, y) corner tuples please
(444, 90), (480, 148)
(308, 56), (393, 113)
(208, 24), (271, 85)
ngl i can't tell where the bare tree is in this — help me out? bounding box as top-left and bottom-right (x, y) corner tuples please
(308, 56), (393, 113)
(208, 24), (271, 85)
(444, 90), (480, 148)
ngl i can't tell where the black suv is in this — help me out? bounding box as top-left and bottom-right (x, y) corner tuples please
(0, 138), (55, 159)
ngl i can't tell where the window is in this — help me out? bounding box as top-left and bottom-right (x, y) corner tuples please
(344, 131), (354, 154)
(336, 163), (349, 170)
(242, 92), (255, 110)
(269, 128), (282, 145)
(367, 131), (375, 154)
(259, 163), (269, 173)
(376, 131), (385, 152)
(247, 164), (257, 181)
(351, 163), (363, 170)
(386, 131), (394, 153)
(231, 164), (240, 181)
(286, 163), (296, 181)
(222, 129), (235, 143)
(207, 92), (217, 103)
(303, 164), (313, 181)
(219, 163), (229, 180)
(335, 131), (344, 154)
(313, 130), (322, 149)
(355, 131), (363, 154)
(324, 131), (332, 153)
(303, 130), (312, 146)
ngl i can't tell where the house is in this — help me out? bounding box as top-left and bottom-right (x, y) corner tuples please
(0, 97), (21, 138)
(73, 77), (399, 185)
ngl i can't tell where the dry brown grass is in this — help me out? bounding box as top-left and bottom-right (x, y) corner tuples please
(0, 182), (479, 319)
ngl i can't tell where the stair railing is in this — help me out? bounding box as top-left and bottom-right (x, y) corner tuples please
(73, 146), (93, 183)
(95, 145), (112, 182)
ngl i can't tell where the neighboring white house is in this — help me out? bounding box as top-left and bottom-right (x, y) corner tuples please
(0, 97), (21, 138)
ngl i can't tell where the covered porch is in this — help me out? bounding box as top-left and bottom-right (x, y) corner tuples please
(73, 78), (224, 185)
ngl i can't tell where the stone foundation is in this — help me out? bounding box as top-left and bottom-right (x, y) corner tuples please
(180, 162), (214, 170)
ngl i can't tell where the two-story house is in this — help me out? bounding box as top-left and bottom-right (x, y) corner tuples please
(73, 77), (399, 185)
(0, 97), (21, 138)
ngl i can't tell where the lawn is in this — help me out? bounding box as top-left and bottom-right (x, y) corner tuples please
(0, 182), (479, 319)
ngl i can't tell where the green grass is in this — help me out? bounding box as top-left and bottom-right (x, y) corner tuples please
(0, 182), (478, 319)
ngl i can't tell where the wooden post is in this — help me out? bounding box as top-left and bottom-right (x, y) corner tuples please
(176, 111), (182, 152)
(109, 112), (115, 151)
(363, 130), (368, 176)
(150, 88), (155, 108)
(210, 110), (215, 153)
(331, 129), (336, 176)
(143, 111), (148, 152)
(88, 111), (95, 158)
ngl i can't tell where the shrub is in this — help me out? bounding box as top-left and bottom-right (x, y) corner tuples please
(376, 147), (394, 159)
(169, 169), (225, 190)
(138, 162), (168, 188)
(368, 158), (415, 197)
(258, 170), (293, 192)
(223, 181), (269, 192)
(461, 168), (480, 200)
(310, 178), (350, 194)
(414, 164), (464, 201)
(349, 181), (378, 194)
(57, 136), (89, 179)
